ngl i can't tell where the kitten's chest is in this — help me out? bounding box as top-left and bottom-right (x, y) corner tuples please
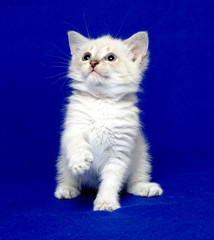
(87, 99), (139, 152)
(89, 100), (116, 147)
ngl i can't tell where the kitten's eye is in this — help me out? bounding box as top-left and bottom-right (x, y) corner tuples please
(82, 52), (91, 61)
(106, 54), (117, 62)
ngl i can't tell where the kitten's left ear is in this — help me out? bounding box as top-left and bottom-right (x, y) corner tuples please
(124, 32), (149, 61)
(68, 31), (88, 55)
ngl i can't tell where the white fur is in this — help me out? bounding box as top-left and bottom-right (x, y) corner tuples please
(54, 31), (163, 211)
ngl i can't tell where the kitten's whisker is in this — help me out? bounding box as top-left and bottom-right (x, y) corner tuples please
(46, 71), (69, 79)
(114, 12), (129, 38)
(50, 65), (68, 68)
(100, 20), (110, 35)
(83, 12), (91, 38)
(60, 78), (70, 91)
(44, 54), (70, 62)
(62, 21), (80, 32)
(50, 76), (69, 86)
(52, 61), (69, 66)
(50, 42), (71, 58)
(41, 62), (68, 68)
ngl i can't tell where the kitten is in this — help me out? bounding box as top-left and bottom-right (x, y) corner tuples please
(54, 31), (163, 211)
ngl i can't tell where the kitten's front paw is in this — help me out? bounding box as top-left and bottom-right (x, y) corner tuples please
(68, 151), (93, 175)
(54, 185), (80, 199)
(93, 198), (120, 212)
(127, 182), (163, 197)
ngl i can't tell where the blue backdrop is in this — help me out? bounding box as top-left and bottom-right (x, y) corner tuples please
(0, 0), (214, 239)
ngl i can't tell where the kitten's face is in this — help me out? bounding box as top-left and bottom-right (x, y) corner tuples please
(68, 32), (149, 99)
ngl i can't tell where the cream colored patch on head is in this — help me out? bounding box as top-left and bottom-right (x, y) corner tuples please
(82, 36), (130, 61)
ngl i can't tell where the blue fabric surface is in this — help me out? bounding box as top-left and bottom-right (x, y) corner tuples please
(1, 171), (214, 239)
(0, 0), (214, 239)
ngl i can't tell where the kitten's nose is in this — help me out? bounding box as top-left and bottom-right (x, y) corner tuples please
(90, 60), (99, 68)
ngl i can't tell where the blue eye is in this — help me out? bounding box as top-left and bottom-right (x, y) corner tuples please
(106, 54), (117, 62)
(82, 52), (91, 61)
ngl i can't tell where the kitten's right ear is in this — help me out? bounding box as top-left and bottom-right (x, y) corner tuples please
(68, 31), (88, 55)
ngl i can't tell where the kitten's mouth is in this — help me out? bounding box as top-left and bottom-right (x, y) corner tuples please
(89, 69), (101, 77)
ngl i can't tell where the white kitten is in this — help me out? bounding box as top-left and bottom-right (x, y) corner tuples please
(54, 31), (163, 211)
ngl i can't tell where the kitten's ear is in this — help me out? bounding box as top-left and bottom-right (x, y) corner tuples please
(124, 32), (149, 61)
(67, 31), (88, 55)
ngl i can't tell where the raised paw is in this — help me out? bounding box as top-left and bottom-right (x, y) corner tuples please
(54, 185), (80, 199)
(68, 151), (93, 175)
(127, 182), (163, 197)
(93, 198), (120, 212)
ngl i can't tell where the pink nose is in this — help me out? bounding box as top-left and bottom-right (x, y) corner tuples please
(90, 60), (99, 68)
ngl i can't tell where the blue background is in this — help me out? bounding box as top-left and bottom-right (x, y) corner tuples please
(0, 0), (214, 239)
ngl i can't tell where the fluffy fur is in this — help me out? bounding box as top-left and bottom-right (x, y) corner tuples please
(54, 31), (163, 211)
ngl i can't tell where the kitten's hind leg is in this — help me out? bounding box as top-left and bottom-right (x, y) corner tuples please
(127, 182), (163, 197)
(55, 184), (80, 200)
(127, 134), (163, 197)
(55, 155), (81, 200)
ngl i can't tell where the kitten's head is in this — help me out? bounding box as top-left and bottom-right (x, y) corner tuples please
(68, 31), (149, 99)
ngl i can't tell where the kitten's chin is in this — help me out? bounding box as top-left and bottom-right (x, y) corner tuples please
(87, 71), (104, 85)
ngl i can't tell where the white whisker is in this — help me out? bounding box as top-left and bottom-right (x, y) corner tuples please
(44, 54), (70, 62)
(50, 76), (69, 86)
(114, 12), (129, 38)
(40, 62), (68, 68)
(51, 61), (69, 66)
(62, 21), (80, 32)
(46, 71), (69, 79)
(50, 42), (71, 58)
(83, 12), (91, 38)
